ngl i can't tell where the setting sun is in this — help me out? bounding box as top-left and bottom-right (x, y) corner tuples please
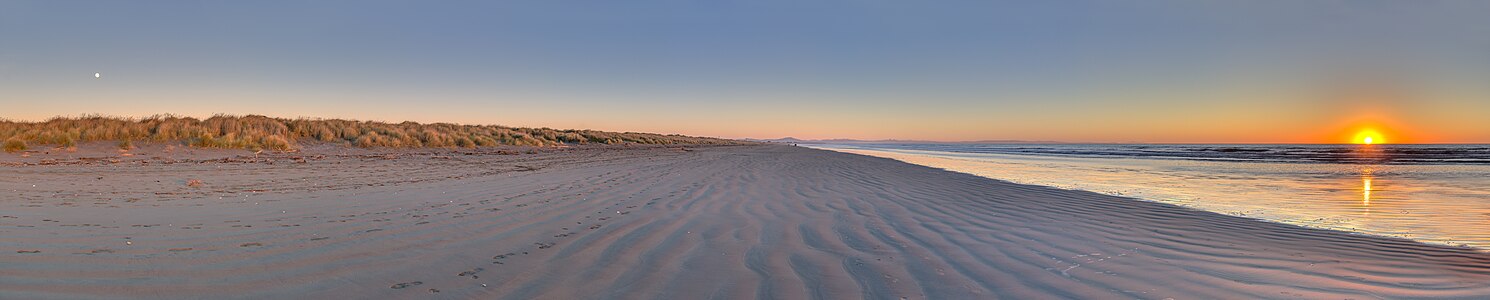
(1353, 129), (1385, 145)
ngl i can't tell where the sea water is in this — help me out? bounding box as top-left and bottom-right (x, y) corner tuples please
(811, 143), (1490, 250)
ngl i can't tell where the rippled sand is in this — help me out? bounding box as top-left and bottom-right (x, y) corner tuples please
(3, 145), (1489, 299)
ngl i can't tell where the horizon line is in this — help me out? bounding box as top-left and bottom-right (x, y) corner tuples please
(761, 138), (1490, 145)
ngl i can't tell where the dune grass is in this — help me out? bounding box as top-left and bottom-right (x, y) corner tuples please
(3, 137), (25, 153)
(0, 115), (744, 151)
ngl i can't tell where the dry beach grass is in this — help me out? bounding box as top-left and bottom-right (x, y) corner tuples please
(0, 115), (743, 152)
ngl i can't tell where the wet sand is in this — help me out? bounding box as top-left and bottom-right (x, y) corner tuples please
(3, 145), (1489, 299)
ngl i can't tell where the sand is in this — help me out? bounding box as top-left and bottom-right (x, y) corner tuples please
(3, 144), (1489, 299)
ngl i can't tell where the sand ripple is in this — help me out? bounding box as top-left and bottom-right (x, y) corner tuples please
(3, 145), (1489, 299)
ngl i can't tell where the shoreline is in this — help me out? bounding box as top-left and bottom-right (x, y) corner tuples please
(812, 144), (1490, 251)
(4, 145), (1489, 298)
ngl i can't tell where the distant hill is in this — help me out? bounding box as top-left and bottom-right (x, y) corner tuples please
(746, 137), (1064, 144)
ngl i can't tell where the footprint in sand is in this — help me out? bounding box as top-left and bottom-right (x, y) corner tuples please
(390, 281), (423, 289)
(458, 267), (485, 279)
(16, 250), (41, 254)
(240, 242), (263, 247)
(492, 252), (520, 264)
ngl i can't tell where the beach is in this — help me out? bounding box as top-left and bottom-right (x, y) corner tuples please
(4, 144), (1490, 299)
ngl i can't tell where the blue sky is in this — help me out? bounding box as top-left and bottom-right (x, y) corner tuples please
(3, 1), (1488, 142)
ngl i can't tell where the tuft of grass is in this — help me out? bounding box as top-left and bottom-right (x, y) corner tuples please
(3, 137), (25, 153)
(261, 136), (292, 151)
(455, 136), (476, 148)
(0, 114), (748, 150)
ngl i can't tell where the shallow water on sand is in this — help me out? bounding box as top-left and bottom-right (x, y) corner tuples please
(812, 144), (1490, 250)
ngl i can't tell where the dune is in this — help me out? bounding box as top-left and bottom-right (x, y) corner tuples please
(2, 144), (1489, 299)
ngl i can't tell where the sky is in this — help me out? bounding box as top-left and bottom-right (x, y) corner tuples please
(2, 1), (1488, 143)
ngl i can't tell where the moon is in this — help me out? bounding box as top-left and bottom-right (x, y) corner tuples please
(95, 72), (101, 78)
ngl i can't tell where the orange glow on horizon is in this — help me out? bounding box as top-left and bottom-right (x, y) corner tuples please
(1328, 118), (1409, 144)
(1352, 129), (1386, 145)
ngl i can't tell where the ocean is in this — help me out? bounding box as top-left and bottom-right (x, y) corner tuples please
(811, 143), (1490, 250)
